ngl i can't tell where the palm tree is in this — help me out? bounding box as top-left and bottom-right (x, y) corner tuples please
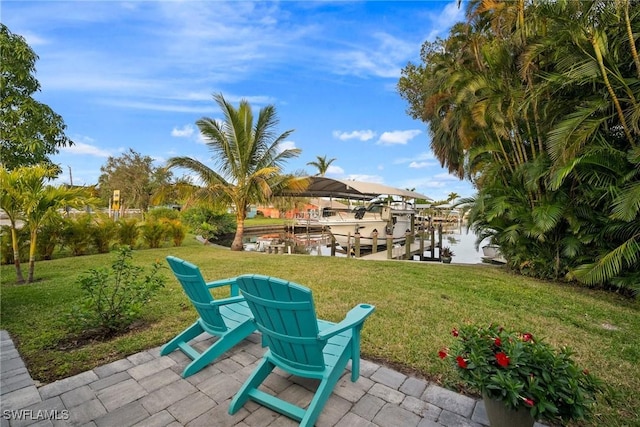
(306, 155), (336, 176)
(167, 93), (307, 251)
(18, 164), (93, 282)
(0, 166), (26, 283)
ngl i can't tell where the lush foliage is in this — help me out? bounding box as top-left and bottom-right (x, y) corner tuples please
(67, 247), (165, 335)
(398, 0), (640, 295)
(180, 205), (236, 242)
(0, 24), (72, 171)
(440, 324), (601, 423)
(167, 93), (308, 250)
(0, 164), (93, 282)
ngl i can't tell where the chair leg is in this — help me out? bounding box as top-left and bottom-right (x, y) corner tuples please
(300, 361), (348, 427)
(182, 320), (255, 377)
(160, 321), (203, 356)
(229, 357), (275, 414)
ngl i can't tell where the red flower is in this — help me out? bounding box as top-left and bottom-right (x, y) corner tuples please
(456, 356), (468, 368)
(438, 349), (448, 359)
(496, 352), (510, 367)
(494, 337), (502, 347)
(451, 328), (459, 337)
(522, 333), (533, 342)
(523, 397), (535, 407)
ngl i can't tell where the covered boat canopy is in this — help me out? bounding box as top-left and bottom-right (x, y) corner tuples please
(283, 177), (430, 201)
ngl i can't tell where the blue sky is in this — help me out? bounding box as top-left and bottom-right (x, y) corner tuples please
(3, 0), (474, 202)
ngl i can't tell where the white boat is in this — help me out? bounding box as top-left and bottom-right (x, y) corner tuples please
(281, 177), (431, 251)
(319, 200), (415, 249)
(482, 244), (507, 264)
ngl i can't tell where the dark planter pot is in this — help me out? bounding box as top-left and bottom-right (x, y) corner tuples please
(441, 256), (452, 264)
(483, 395), (535, 427)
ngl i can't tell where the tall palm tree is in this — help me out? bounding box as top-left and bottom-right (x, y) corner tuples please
(306, 155), (336, 176)
(167, 93), (307, 251)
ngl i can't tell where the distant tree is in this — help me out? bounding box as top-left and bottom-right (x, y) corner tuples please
(447, 192), (460, 203)
(0, 24), (72, 171)
(98, 149), (172, 212)
(168, 93), (308, 250)
(306, 155), (336, 176)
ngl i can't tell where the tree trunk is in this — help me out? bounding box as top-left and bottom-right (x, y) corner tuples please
(11, 226), (24, 284)
(231, 211), (245, 251)
(27, 230), (37, 283)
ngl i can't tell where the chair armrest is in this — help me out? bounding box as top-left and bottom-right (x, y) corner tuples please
(209, 295), (245, 307)
(317, 304), (375, 340)
(206, 278), (240, 297)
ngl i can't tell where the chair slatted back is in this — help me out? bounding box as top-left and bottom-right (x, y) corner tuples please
(166, 256), (227, 333)
(236, 274), (326, 372)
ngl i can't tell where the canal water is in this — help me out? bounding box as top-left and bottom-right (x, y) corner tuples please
(244, 224), (489, 264)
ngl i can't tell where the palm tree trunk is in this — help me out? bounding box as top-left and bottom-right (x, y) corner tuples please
(11, 226), (24, 284)
(621, 0), (640, 78)
(27, 231), (37, 283)
(591, 32), (636, 147)
(232, 212), (245, 251)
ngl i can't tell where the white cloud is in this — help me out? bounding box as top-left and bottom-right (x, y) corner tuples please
(171, 125), (195, 138)
(394, 151), (435, 164)
(332, 130), (376, 141)
(333, 32), (415, 78)
(61, 138), (111, 157)
(377, 130), (422, 145)
(278, 140), (298, 153)
(409, 161), (430, 169)
(344, 174), (384, 184)
(326, 165), (344, 175)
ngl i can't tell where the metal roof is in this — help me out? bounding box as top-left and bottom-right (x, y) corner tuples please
(283, 177), (431, 201)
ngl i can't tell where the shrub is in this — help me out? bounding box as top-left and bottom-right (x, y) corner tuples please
(0, 225), (29, 265)
(140, 220), (167, 249)
(36, 212), (64, 260)
(181, 205), (236, 241)
(67, 246), (166, 336)
(116, 218), (139, 247)
(164, 219), (186, 247)
(90, 216), (117, 254)
(60, 214), (93, 256)
(146, 206), (179, 222)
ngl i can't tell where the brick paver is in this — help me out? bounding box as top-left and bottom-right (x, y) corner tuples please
(1, 329), (548, 426)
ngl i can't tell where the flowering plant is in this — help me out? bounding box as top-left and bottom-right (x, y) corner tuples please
(439, 324), (601, 423)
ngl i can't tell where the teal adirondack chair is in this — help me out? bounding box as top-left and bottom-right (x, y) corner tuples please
(229, 274), (375, 426)
(160, 256), (256, 378)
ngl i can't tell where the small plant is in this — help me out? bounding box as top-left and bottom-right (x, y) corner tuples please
(439, 324), (601, 424)
(116, 218), (140, 247)
(68, 246), (166, 336)
(441, 246), (455, 257)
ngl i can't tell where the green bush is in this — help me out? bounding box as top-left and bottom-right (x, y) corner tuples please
(146, 207), (179, 222)
(0, 226), (29, 265)
(116, 218), (140, 247)
(90, 216), (117, 254)
(67, 246), (166, 336)
(164, 219), (186, 247)
(61, 214), (93, 256)
(140, 221), (167, 249)
(181, 206), (236, 241)
(36, 212), (65, 260)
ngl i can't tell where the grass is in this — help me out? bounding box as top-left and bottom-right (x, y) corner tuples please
(1, 235), (638, 426)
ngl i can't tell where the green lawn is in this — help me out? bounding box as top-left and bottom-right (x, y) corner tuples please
(1, 235), (638, 426)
